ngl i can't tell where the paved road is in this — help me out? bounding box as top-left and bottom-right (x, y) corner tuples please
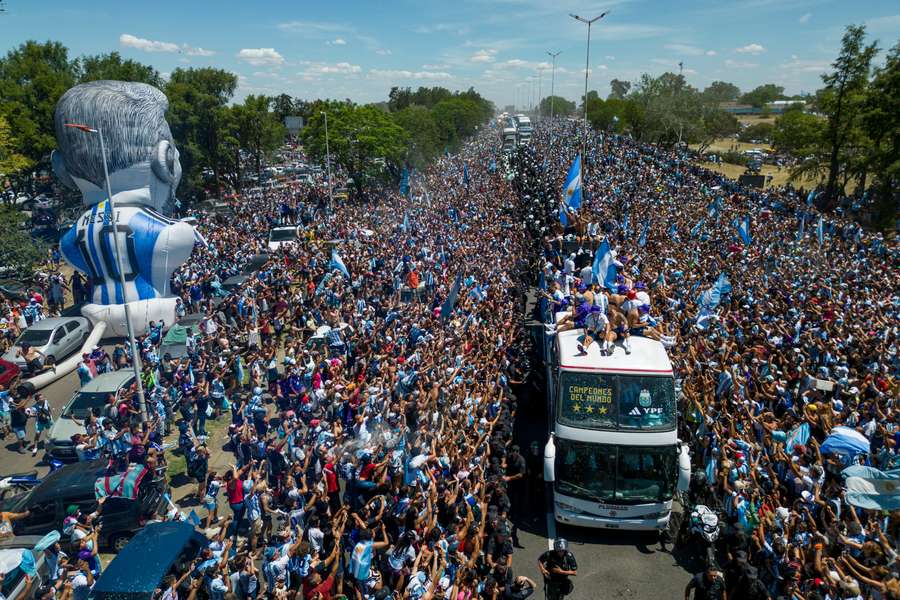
(3, 361), (82, 475)
(511, 516), (693, 600)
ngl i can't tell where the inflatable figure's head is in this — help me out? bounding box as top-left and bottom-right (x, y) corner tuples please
(52, 80), (181, 214)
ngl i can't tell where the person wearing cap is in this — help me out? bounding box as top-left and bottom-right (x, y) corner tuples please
(538, 538), (577, 600)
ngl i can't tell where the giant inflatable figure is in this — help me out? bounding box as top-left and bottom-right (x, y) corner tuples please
(53, 81), (195, 337)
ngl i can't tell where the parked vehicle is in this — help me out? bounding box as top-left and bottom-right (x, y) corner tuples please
(45, 371), (136, 462)
(4, 459), (167, 552)
(240, 253), (270, 276)
(1, 317), (92, 371)
(0, 359), (21, 388)
(0, 536), (49, 600)
(159, 314), (204, 361)
(89, 522), (208, 600)
(267, 226), (300, 251)
(0, 280), (37, 303)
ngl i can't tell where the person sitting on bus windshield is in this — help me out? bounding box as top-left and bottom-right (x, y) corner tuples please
(544, 290), (592, 337)
(609, 307), (632, 355)
(631, 305), (677, 348)
(577, 291), (613, 356)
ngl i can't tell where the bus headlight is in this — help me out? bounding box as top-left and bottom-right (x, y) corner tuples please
(555, 502), (578, 512)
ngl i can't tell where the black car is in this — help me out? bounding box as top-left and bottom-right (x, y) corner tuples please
(89, 522), (208, 600)
(0, 280), (37, 303)
(241, 253), (270, 275)
(4, 460), (167, 552)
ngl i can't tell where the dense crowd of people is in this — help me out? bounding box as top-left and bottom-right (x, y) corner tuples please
(520, 120), (898, 600)
(0, 116), (896, 600)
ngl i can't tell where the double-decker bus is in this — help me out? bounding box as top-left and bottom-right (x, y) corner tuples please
(542, 319), (690, 530)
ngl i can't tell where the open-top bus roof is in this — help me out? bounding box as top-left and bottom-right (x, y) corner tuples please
(554, 312), (673, 375)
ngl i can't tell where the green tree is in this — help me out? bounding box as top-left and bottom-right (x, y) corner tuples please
(819, 24), (878, 209)
(0, 114), (31, 191)
(392, 105), (440, 168)
(740, 83), (785, 107)
(772, 109), (826, 156)
(164, 67), (237, 198)
(431, 97), (488, 149)
(270, 93), (296, 124)
(696, 108), (740, 153)
(608, 79), (631, 100)
(77, 52), (162, 86)
(702, 81), (741, 104)
(587, 97), (631, 132)
(388, 86), (413, 112)
(0, 204), (45, 274)
(539, 95), (576, 117)
(737, 122), (775, 143)
(628, 72), (704, 146)
(0, 41), (77, 190)
(302, 102), (408, 194)
(231, 95), (286, 191)
(860, 41), (900, 229)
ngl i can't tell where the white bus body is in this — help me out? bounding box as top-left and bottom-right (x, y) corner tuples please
(544, 314), (690, 531)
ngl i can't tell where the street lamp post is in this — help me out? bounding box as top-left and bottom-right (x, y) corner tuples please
(570, 11), (609, 149)
(546, 50), (561, 121)
(537, 67), (544, 118)
(64, 123), (147, 422)
(321, 111), (334, 210)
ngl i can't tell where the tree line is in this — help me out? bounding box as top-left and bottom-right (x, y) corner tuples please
(0, 40), (495, 204)
(553, 25), (896, 227)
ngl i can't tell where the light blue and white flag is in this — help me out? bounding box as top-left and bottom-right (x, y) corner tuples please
(559, 154), (582, 226)
(638, 222), (649, 247)
(691, 219), (705, 238)
(330, 248), (350, 278)
(816, 215), (824, 246)
(440, 273), (463, 320)
(592, 238), (617, 289)
(736, 215), (751, 245)
(806, 189), (816, 206)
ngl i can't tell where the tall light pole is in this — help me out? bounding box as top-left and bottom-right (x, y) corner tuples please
(570, 11), (609, 147)
(547, 50), (561, 121)
(537, 67), (544, 118)
(321, 111), (333, 210)
(64, 123), (147, 422)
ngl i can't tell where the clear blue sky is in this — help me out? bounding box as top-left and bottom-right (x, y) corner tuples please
(2, 0), (898, 107)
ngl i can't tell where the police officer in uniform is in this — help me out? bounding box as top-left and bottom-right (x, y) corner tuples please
(538, 538), (578, 600)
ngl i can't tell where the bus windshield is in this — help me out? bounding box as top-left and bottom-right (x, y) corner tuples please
(558, 371), (675, 430)
(555, 438), (677, 504)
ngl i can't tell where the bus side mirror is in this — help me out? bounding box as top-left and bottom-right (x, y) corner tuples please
(543, 435), (556, 483)
(677, 443), (691, 493)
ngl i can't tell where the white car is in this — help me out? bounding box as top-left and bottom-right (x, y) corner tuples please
(267, 226), (300, 251)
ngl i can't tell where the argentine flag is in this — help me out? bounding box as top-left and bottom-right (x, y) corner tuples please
(816, 215), (824, 245)
(559, 154), (582, 226)
(330, 248), (350, 278)
(736, 216), (751, 245)
(592, 238), (617, 289)
(638, 222), (649, 247)
(349, 540), (374, 581)
(691, 219), (705, 237)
